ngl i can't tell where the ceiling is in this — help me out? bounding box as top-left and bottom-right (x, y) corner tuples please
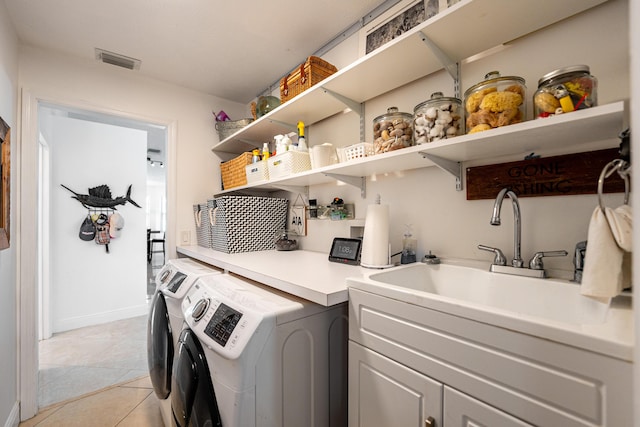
(4, 0), (390, 104)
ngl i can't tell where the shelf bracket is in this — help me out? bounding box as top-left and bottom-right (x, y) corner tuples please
(324, 173), (366, 198)
(322, 87), (366, 142)
(418, 31), (461, 99)
(420, 152), (463, 191)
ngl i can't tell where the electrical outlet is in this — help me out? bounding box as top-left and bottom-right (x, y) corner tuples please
(180, 231), (191, 245)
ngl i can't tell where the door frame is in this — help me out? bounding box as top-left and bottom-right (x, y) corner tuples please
(18, 89), (177, 419)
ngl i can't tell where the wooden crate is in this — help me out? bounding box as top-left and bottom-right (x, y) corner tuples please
(220, 152), (252, 189)
(280, 56), (337, 103)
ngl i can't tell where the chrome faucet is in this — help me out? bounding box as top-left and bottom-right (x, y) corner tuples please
(490, 188), (523, 268)
(479, 188), (567, 278)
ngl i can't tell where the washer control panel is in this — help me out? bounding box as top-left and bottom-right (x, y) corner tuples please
(182, 275), (269, 360)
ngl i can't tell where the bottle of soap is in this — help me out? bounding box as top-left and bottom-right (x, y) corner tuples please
(297, 121), (308, 152)
(262, 142), (270, 161)
(401, 224), (417, 264)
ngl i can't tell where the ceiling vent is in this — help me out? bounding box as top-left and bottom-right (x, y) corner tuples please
(95, 48), (141, 71)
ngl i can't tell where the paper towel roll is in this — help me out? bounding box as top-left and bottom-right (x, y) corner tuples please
(361, 203), (392, 268)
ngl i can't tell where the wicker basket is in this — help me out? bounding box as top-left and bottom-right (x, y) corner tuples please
(220, 152), (253, 189)
(215, 118), (254, 141)
(280, 56), (338, 104)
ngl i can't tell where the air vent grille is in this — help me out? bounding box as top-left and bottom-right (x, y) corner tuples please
(95, 48), (141, 71)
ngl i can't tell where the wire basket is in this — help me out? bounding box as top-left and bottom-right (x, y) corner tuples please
(215, 118), (254, 141)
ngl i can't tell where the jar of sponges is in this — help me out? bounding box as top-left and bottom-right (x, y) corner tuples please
(464, 71), (526, 134)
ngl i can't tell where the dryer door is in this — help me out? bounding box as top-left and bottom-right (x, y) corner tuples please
(147, 290), (173, 399)
(172, 328), (222, 427)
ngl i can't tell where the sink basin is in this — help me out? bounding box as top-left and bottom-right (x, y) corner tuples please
(365, 262), (611, 325)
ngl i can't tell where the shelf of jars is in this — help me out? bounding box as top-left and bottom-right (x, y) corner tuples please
(211, 0), (608, 155)
(214, 101), (625, 197)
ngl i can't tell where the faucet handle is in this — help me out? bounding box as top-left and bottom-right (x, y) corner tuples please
(478, 245), (507, 266)
(528, 250), (568, 270)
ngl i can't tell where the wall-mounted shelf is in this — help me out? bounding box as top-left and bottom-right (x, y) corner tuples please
(214, 101), (625, 196)
(211, 0), (608, 155)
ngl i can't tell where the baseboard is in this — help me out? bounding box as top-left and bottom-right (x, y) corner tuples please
(52, 304), (149, 333)
(4, 402), (19, 427)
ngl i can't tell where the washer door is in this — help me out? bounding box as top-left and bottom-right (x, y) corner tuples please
(147, 290), (173, 399)
(172, 328), (222, 427)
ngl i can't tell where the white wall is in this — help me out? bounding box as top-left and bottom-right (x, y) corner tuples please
(45, 114), (147, 332)
(18, 45), (250, 252)
(0, 1), (19, 425)
(300, 0), (630, 279)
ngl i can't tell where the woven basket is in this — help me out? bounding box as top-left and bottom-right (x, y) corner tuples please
(220, 152), (252, 189)
(280, 56), (338, 104)
(215, 118), (254, 141)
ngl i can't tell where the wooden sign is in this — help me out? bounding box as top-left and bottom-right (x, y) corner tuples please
(466, 148), (626, 200)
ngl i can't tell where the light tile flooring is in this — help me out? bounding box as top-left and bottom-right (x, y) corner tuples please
(20, 376), (162, 427)
(21, 258), (165, 426)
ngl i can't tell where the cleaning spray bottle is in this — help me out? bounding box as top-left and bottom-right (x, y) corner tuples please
(401, 224), (417, 264)
(297, 121), (308, 152)
(274, 134), (284, 156)
(281, 132), (294, 152)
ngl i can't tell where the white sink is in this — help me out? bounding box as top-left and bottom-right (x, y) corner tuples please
(365, 262), (610, 325)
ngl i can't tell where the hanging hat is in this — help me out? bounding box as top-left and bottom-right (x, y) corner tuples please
(79, 216), (96, 241)
(109, 212), (125, 238)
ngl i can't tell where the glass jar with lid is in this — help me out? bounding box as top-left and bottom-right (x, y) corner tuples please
(413, 92), (463, 144)
(464, 71), (526, 134)
(373, 107), (413, 154)
(533, 65), (597, 119)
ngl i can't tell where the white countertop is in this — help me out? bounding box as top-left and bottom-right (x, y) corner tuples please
(177, 245), (365, 306)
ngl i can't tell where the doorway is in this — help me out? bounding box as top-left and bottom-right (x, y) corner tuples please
(35, 102), (168, 407)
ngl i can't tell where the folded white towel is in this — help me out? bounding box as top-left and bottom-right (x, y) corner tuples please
(581, 205), (632, 299)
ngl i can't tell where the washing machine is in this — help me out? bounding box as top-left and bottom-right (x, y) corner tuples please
(172, 273), (348, 427)
(147, 258), (222, 427)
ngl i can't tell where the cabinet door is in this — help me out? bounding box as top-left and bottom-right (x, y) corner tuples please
(444, 387), (533, 427)
(349, 341), (442, 427)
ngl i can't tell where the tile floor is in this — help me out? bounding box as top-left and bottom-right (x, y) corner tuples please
(22, 257), (166, 426)
(37, 315), (150, 408)
(20, 376), (163, 427)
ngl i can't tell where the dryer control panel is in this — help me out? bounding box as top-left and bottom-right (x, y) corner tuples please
(205, 303), (243, 347)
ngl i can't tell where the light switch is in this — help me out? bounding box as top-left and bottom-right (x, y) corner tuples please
(181, 231), (191, 244)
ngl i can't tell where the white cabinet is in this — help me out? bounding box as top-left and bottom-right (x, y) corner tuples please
(444, 387), (533, 427)
(348, 288), (632, 426)
(211, 0), (619, 197)
(349, 341), (536, 427)
(349, 341), (443, 427)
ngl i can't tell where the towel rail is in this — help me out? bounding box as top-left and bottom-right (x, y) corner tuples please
(597, 158), (630, 212)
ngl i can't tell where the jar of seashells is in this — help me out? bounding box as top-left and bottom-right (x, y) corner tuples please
(413, 92), (463, 144)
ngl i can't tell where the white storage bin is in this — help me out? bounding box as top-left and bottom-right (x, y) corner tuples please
(245, 162), (269, 184)
(267, 151), (311, 180)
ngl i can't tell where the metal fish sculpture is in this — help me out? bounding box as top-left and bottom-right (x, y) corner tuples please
(61, 184), (141, 209)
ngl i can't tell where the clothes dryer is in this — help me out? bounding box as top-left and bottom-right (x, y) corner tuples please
(172, 273), (348, 427)
(147, 258), (221, 427)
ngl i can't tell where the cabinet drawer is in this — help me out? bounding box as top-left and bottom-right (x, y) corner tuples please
(444, 387), (533, 427)
(349, 288), (632, 426)
(349, 341), (442, 427)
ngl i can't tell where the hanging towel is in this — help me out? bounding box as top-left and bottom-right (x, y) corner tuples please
(581, 205), (632, 300)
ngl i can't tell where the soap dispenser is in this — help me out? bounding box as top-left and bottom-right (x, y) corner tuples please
(401, 224), (417, 264)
